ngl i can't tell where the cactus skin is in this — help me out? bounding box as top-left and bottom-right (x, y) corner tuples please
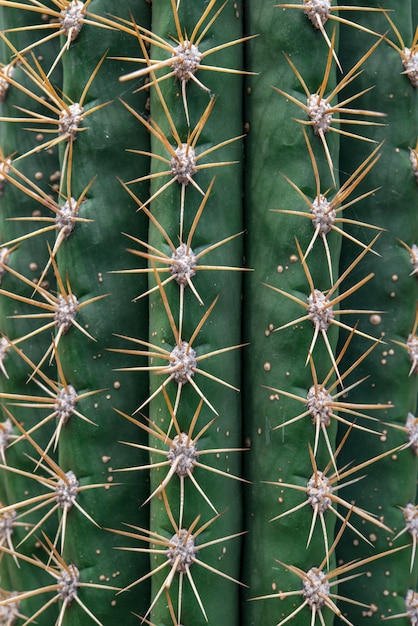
(0, 2), (416, 626)
(56, 2), (153, 623)
(241, 4), (341, 625)
(0, 2), (153, 624)
(142, 3), (246, 624)
(334, 1), (418, 623)
(0, 7), (63, 621)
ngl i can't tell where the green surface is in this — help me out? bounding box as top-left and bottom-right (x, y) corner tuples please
(0, 1), (416, 625)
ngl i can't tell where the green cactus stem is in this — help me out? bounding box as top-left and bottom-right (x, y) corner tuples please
(0, 1), (416, 625)
(333, 0), (418, 622)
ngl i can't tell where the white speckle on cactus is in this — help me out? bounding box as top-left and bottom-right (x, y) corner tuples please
(369, 314), (382, 326)
(304, 0), (331, 28)
(59, 103), (84, 140)
(59, 0), (85, 42)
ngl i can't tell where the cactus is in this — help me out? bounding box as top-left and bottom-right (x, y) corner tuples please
(0, 1), (417, 625)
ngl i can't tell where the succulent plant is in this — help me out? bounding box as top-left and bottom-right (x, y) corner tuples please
(0, 1), (417, 625)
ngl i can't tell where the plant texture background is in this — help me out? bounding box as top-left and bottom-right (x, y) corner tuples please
(0, 1), (417, 625)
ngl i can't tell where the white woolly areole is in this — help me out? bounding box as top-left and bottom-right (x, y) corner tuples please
(56, 197), (78, 237)
(406, 412), (418, 454)
(0, 248), (10, 283)
(410, 244), (418, 275)
(307, 470), (333, 513)
(403, 503), (418, 538)
(307, 385), (332, 427)
(55, 385), (78, 425)
(172, 41), (202, 82)
(170, 244), (197, 286)
(406, 589), (418, 625)
(403, 48), (418, 88)
(410, 148), (418, 182)
(0, 337), (9, 376)
(0, 508), (16, 545)
(407, 334), (418, 374)
(307, 289), (334, 331)
(0, 591), (19, 624)
(0, 419), (13, 458)
(168, 433), (197, 477)
(171, 144), (197, 184)
(304, 0), (331, 28)
(55, 470), (79, 510)
(303, 567), (330, 610)
(60, 0), (85, 41)
(0, 64), (14, 102)
(0, 158), (11, 195)
(307, 94), (333, 135)
(57, 563), (80, 603)
(169, 341), (197, 384)
(59, 102), (84, 139)
(166, 529), (197, 572)
(54, 293), (79, 333)
(312, 195), (335, 235)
